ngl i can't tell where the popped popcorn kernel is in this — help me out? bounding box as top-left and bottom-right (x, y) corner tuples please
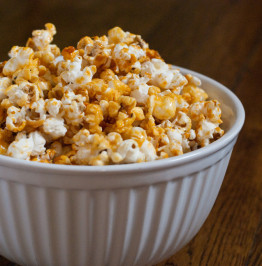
(108, 27), (126, 44)
(3, 46), (34, 76)
(0, 23), (224, 165)
(43, 117), (67, 140)
(152, 95), (176, 120)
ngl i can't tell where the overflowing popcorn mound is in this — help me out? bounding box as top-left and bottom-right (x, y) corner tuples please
(0, 23), (224, 165)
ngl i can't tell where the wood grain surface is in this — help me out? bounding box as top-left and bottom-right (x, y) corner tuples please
(0, 0), (261, 265)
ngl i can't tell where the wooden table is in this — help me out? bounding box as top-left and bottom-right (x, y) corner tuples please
(0, 0), (261, 265)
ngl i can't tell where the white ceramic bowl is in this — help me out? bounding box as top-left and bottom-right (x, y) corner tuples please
(0, 67), (245, 266)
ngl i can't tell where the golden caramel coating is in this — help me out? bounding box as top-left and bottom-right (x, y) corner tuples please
(0, 24), (224, 165)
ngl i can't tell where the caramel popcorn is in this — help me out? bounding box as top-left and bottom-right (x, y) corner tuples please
(0, 23), (224, 165)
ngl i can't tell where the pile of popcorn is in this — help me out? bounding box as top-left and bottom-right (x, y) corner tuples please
(0, 23), (224, 165)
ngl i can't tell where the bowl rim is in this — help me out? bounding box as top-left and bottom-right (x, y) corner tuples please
(0, 66), (245, 174)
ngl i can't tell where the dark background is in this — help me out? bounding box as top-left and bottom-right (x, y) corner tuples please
(0, 0), (261, 265)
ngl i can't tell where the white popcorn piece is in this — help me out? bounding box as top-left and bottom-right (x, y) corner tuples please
(72, 131), (111, 165)
(121, 73), (149, 88)
(128, 44), (146, 59)
(196, 119), (217, 147)
(172, 111), (191, 132)
(174, 96), (190, 112)
(61, 91), (86, 125)
(43, 117), (67, 139)
(182, 138), (191, 153)
(7, 131), (46, 160)
(189, 100), (222, 123)
(112, 43), (146, 72)
(189, 129), (196, 140)
(6, 106), (26, 132)
(0, 77), (12, 100)
(130, 84), (149, 104)
(117, 139), (144, 163)
(7, 132), (34, 160)
(113, 43), (131, 61)
(6, 81), (40, 107)
(31, 23), (56, 50)
(30, 99), (46, 120)
(141, 59), (187, 91)
(53, 55), (64, 65)
(167, 129), (183, 144)
(72, 129), (90, 146)
(3, 46), (34, 76)
(140, 140), (157, 161)
(72, 146), (92, 165)
(46, 98), (62, 117)
(59, 56), (96, 85)
(29, 131), (46, 156)
(158, 129), (184, 156)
